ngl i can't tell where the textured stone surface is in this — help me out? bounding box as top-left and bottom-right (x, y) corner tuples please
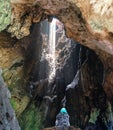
(4, 0), (112, 57)
(7, 2), (113, 125)
(0, 32), (30, 117)
(0, 0), (11, 31)
(22, 21), (112, 129)
(0, 69), (20, 130)
(42, 126), (81, 130)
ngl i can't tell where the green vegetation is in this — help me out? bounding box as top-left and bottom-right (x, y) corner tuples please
(2, 65), (43, 130)
(2, 68), (30, 117)
(104, 102), (113, 125)
(10, 98), (17, 110)
(89, 108), (100, 124)
(10, 95), (29, 117)
(19, 104), (44, 130)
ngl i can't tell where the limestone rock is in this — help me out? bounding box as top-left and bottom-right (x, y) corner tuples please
(7, 1), (45, 39)
(0, 69), (21, 130)
(0, 32), (30, 117)
(0, 0), (11, 32)
(3, 0), (111, 57)
(0, 0), (112, 59)
(7, 4), (32, 39)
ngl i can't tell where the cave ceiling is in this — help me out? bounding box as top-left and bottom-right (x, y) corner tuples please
(6, 0), (112, 59)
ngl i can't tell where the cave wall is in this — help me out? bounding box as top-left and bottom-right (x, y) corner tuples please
(44, 43), (108, 129)
(0, 69), (20, 130)
(0, 0), (113, 109)
(0, 23), (45, 130)
(0, 20), (112, 130)
(0, 0), (11, 32)
(0, 1), (113, 129)
(0, 32), (30, 117)
(20, 21), (111, 130)
(6, 0), (113, 56)
(5, 0), (113, 110)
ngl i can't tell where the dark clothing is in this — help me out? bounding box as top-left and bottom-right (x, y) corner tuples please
(55, 113), (70, 127)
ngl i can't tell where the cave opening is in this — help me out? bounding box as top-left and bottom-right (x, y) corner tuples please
(21, 17), (110, 130)
(0, 14), (112, 130)
(0, 1), (113, 130)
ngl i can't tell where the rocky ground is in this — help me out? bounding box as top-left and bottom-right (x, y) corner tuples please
(42, 126), (81, 130)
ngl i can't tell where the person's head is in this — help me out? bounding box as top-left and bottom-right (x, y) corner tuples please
(60, 107), (68, 114)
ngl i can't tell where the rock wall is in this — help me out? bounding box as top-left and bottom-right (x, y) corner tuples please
(5, 0), (113, 56)
(22, 22), (111, 130)
(0, 0), (11, 32)
(0, 69), (20, 130)
(0, 32), (30, 117)
(5, 1), (113, 107)
(0, 21), (112, 130)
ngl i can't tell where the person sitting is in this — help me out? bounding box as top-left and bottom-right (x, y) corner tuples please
(55, 107), (70, 129)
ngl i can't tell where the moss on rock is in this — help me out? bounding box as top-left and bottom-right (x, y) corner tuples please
(89, 108), (100, 124)
(10, 95), (30, 117)
(19, 104), (44, 130)
(0, 0), (11, 31)
(2, 67), (30, 117)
